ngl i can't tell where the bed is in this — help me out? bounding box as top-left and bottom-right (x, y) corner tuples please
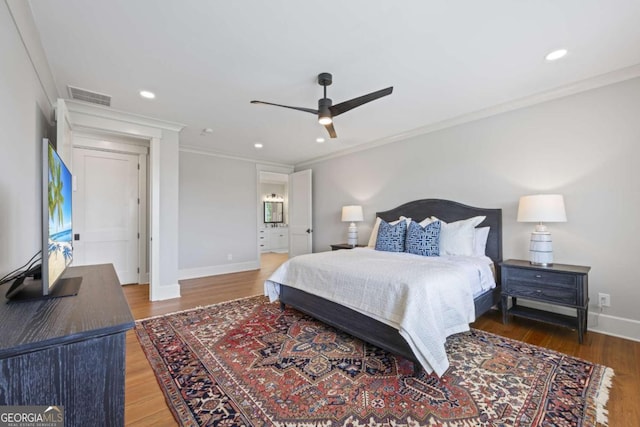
(265, 199), (502, 375)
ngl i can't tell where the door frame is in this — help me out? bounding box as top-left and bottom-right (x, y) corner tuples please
(73, 133), (150, 284)
(256, 164), (293, 267)
(62, 99), (185, 301)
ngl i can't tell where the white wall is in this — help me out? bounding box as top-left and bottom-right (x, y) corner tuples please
(178, 150), (259, 279)
(304, 77), (640, 338)
(0, 2), (56, 279)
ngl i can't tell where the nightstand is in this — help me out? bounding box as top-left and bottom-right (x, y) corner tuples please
(330, 243), (364, 251)
(500, 259), (590, 343)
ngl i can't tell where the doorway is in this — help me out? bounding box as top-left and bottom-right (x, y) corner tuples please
(258, 171), (289, 256)
(256, 166), (313, 268)
(72, 135), (149, 285)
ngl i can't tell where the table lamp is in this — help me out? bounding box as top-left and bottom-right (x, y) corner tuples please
(341, 205), (364, 246)
(517, 194), (567, 266)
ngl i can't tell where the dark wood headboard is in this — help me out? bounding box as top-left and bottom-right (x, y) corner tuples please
(376, 199), (503, 265)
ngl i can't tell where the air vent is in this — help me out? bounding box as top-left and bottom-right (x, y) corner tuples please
(67, 85), (111, 107)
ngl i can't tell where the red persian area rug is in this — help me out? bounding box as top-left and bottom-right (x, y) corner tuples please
(135, 296), (613, 427)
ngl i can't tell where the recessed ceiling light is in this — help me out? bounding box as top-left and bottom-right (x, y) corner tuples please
(139, 90), (156, 99)
(316, 137), (325, 143)
(545, 49), (568, 61)
(254, 143), (263, 149)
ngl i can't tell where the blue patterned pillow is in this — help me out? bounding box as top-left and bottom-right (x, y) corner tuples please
(405, 220), (441, 256)
(375, 219), (407, 252)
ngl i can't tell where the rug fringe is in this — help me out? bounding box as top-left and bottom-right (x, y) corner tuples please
(135, 293), (266, 322)
(596, 366), (614, 426)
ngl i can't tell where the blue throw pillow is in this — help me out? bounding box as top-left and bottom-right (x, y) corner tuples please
(375, 219), (407, 252)
(405, 220), (441, 256)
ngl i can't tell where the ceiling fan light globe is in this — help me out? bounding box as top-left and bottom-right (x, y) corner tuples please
(318, 116), (332, 125)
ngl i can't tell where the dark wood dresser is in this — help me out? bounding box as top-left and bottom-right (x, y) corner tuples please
(0, 264), (134, 426)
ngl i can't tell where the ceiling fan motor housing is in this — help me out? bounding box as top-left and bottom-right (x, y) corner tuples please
(318, 97), (332, 110)
(318, 98), (333, 123)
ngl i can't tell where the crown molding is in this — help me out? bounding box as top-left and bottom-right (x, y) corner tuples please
(64, 99), (185, 132)
(296, 63), (640, 168)
(180, 145), (293, 168)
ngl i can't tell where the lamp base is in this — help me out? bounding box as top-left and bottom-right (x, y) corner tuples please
(347, 222), (358, 247)
(529, 231), (553, 266)
(530, 261), (553, 267)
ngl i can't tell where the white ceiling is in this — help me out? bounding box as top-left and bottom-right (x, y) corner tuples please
(28, 0), (640, 166)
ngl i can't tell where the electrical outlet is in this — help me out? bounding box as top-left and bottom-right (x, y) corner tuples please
(227, 253), (233, 261)
(598, 293), (611, 307)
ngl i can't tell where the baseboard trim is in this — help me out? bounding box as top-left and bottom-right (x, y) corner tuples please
(179, 261), (260, 280)
(518, 300), (640, 342)
(586, 311), (640, 342)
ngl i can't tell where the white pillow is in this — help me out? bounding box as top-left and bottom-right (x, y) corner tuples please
(432, 216), (486, 256)
(367, 216), (411, 248)
(367, 217), (383, 248)
(474, 226), (490, 257)
(419, 217), (436, 227)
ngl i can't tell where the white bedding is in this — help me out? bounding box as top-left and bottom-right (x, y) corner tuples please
(264, 247), (495, 376)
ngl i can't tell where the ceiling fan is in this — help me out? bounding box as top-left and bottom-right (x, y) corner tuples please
(251, 73), (393, 138)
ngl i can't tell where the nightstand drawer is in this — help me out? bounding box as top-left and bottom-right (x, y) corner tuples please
(505, 281), (577, 305)
(507, 268), (577, 287)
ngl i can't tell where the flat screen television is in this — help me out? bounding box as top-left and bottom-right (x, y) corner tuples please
(6, 139), (82, 301)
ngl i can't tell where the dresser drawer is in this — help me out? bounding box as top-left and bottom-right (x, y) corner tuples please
(505, 280), (577, 305)
(506, 268), (577, 287)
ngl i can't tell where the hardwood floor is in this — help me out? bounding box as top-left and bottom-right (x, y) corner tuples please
(123, 252), (640, 426)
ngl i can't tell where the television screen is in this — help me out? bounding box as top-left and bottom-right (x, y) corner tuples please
(5, 139), (81, 301)
(45, 142), (73, 292)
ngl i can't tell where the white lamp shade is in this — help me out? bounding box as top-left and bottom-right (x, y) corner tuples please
(341, 205), (364, 222)
(517, 195), (567, 223)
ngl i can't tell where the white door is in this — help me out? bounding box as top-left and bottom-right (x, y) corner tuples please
(73, 148), (140, 284)
(288, 169), (312, 257)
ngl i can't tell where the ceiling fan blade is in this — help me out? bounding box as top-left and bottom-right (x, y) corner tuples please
(329, 87), (393, 117)
(250, 100), (318, 115)
(324, 122), (337, 138)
